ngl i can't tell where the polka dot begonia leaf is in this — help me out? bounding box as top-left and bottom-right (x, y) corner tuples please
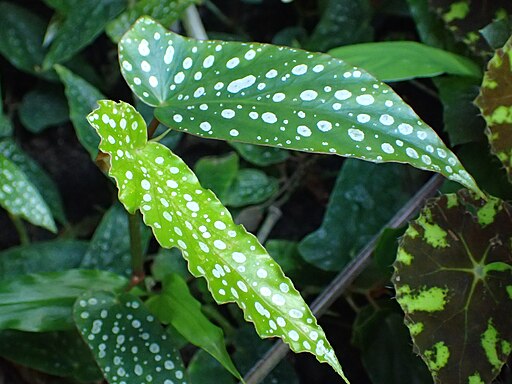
(0, 153), (56, 232)
(393, 190), (512, 383)
(87, 100), (348, 382)
(74, 291), (188, 384)
(118, 16), (482, 196)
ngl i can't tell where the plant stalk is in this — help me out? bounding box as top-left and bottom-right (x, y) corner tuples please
(147, 117), (160, 139)
(182, 5), (208, 40)
(241, 175), (444, 384)
(8, 214), (29, 245)
(128, 212), (144, 286)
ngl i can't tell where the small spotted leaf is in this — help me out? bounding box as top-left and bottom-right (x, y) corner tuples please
(0, 153), (56, 232)
(475, 35), (512, 182)
(393, 190), (512, 383)
(119, 16), (481, 195)
(87, 100), (348, 382)
(74, 291), (188, 384)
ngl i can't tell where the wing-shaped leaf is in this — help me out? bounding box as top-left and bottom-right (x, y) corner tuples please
(328, 41), (481, 82)
(0, 153), (56, 232)
(42, 0), (125, 69)
(299, 159), (423, 271)
(0, 269), (127, 332)
(146, 273), (241, 379)
(393, 190), (512, 383)
(74, 291), (188, 384)
(0, 240), (88, 279)
(118, 17), (480, 195)
(80, 202), (151, 276)
(0, 330), (102, 382)
(55, 65), (104, 159)
(87, 100), (347, 381)
(106, 0), (200, 43)
(475, 35), (512, 182)
(0, 138), (66, 223)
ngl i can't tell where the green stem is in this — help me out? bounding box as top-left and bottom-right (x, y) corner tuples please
(128, 212), (144, 285)
(9, 214), (29, 245)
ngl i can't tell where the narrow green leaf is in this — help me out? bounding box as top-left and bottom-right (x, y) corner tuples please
(0, 153), (56, 232)
(0, 2), (47, 76)
(0, 330), (102, 382)
(42, 0), (125, 69)
(55, 64), (104, 159)
(299, 159), (422, 271)
(223, 169), (279, 207)
(475, 35), (512, 182)
(80, 202), (151, 276)
(0, 240), (88, 279)
(0, 269), (127, 332)
(328, 41), (481, 82)
(393, 190), (512, 383)
(146, 273), (241, 379)
(230, 142), (289, 166)
(87, 100), (347, 381)
(18, 85), (69, 133)
(74, 291), (188, 384)
(119, 17), (481, 194)
(106, 0), (200, 43)
(194, 152), (240, 198)
(0, 138), (67, 223)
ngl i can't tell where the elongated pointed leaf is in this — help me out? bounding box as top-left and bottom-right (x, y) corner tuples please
(74, 291), (188, 384)
(146, 273), (241, 379)
(87, 100), (347, 381)
(393, 191), (512, 383)
(118, 16), (480, 194)
(0, 153), (56, 232)
(0, 269), (127, 332)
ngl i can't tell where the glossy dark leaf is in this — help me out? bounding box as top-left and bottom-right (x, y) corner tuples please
(0, 269), (127, 332)
(150, 247), (190, 281)
(475, 35), (512, 182)
(74, 291), (188, 384)
(223, 169), (279, 207)
(194, 152), (240, 198)
(393, 191), (512, 383)
(146, 273), (241, 379)
(119, 17), (481, 194)
(299, 159), (423, 271)
(0, 330), (102, 382)
(230, 142), (289, 166)
(188, 350), (235, 384)
(480, 16), (512, 50)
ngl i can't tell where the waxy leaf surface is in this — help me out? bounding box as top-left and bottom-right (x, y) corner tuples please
(87, 100), (347, 381)
(393, 191), (512, 383)
(475, 35), (512, 182)
(0, 154), (56, 232)
(74, 291), (188, 384)
(118, 17), (480, 194)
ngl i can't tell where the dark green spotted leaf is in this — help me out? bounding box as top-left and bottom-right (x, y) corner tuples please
(0, 138), (66, 223)
(18, 85), (69, 133)
(429, 0), (512, 55)
(146, 273), (241, 379)
(119, 17), (481, 195)
(230, 142), (289, 166)
(74, 291), (188, 384)
(328, 41), (481, 82)
(0, 330), (102, 382)
(304, 0), (373, 52)
(106, 0), (200, 43)
(0, 269), (127, 332)
(0, 2), (47, 76)
(0, 240), (88, 279)
(194, 152), (240, 198)
(224, 169), (279, 208)
(475, 35), (512, 182)
(55, 64), (104, 159)
(80, 202), (151, 276)
(0, 154), (56, 232)
(393, 191), (512, 383)
(42, 0), (125, 70)
(299, 159), (423, 271)
(87, 100), (347, 381)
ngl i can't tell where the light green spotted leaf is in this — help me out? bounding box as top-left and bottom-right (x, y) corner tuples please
(0, 153), (56, 232)
(118, 16), (481, 195)
(86, 100), (347, 382)
(74, 291), (188, 384)
(393, 190), (512, 383)
(106, 0), (200, 43)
